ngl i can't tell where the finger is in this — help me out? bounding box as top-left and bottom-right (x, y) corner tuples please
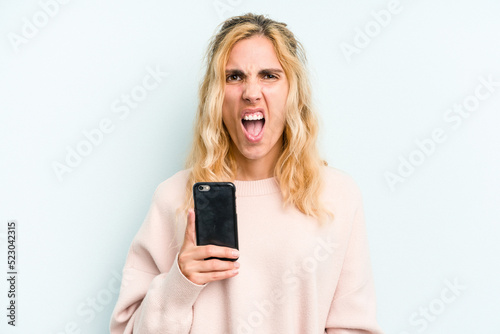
(197, 259), (240, 273)
(199, 245), (239, 261)
(183, 209), (196, 246)
(190, 268), (240, 285)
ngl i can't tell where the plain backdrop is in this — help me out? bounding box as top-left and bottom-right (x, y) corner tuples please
(1, 0), (499, 333)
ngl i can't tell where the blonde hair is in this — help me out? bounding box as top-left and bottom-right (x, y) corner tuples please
(183, 13), (329, 220)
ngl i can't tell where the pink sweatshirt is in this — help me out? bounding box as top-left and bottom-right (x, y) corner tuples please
(110, 167), (384, 333)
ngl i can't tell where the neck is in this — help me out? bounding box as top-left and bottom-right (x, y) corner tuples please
(232, 149), (280, 181)
(235, 160), (275, 181)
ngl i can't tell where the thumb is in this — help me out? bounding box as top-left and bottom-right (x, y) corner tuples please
(184, 209), (196, 246)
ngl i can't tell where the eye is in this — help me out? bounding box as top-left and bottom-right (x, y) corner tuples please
(263, 73), (278, 80)
(226, 74), (241, 82)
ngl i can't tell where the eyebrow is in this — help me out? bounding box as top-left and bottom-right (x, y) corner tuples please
(225, 69), (245, 77)
(225, 68), (284, 76)
(259, 68), (284, 75)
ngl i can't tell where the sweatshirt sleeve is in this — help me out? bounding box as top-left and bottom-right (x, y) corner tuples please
(325, 192), (384, 334)
(110, 176), (206, 333)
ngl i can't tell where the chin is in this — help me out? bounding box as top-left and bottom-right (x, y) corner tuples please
(241, 150), (265, 161)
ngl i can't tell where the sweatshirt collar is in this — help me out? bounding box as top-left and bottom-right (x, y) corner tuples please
(233, 177), (280, 197)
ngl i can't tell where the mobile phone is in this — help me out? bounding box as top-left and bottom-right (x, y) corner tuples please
(193, 182), (238, 261)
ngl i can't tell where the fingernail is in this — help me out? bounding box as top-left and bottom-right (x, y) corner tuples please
(234, 262), (240, 268)
(232, 250), (239, 257)
(233, 269), (239, 274)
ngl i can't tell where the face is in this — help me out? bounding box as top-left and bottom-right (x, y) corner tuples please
(222, 35), (289, 178)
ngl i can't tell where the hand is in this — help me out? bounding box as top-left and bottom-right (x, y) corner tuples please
(178, 209), (240, 285)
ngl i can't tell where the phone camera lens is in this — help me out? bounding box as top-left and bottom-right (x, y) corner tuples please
(197, 185), (211, 191)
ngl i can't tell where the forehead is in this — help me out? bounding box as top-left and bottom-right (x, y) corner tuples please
(225, 35), (282, 70)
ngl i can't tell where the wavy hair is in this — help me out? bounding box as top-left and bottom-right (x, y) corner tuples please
(182, 13), (329, 220)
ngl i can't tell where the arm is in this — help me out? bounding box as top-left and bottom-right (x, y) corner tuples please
(109, 185), (205, 334)
(110, 178), (239, 333)
(325, 196), (384, 334)
(112, 258), (206, 333)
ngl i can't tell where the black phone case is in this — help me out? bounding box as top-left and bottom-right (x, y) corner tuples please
(193, 182), (238, 261)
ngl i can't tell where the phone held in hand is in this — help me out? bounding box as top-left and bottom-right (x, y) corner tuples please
(193, 182), (239, 261)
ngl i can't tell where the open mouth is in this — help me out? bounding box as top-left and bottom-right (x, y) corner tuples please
(241, 112), (265, 140)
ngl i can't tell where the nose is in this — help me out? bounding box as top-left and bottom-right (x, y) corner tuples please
(242, 79), (262, 104)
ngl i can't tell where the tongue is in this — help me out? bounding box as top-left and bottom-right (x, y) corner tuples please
(244, 120), (264, 137)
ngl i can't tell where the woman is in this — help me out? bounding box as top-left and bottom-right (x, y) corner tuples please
(110, 13), (383, 334)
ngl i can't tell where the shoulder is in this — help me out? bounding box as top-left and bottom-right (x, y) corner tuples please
(152, 169), (191, 209)
(155, 169), (191, 194)
(320, 165), (363, 204)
